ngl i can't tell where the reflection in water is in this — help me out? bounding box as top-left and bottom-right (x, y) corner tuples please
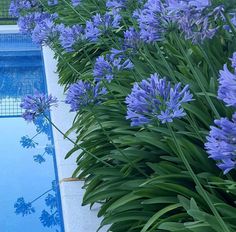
(16, 114), (62, 230)
(14, 181), (61, 229)
(0, 33), (64, 231)
(20, 135), (38, 148)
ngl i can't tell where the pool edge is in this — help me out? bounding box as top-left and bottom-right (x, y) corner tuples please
(0, 26), (107, 232)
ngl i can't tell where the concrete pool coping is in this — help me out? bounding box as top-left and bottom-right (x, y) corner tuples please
(0, 25), (107, 232)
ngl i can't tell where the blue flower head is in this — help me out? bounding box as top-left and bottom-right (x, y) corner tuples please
(20, 93), (58, 122)
(14, 197), (35, 216)
(93, 52), (133, 83)
(205, 113), (236, 174)
(85, 12), (121, 42)
(134, 0), (169, 43)
(65, 81), (107, 112)
(57, 24), (84, 52)
(218, 53), (236, 108)
(126, 73), (193, 126)
(167, 0), (221, 43)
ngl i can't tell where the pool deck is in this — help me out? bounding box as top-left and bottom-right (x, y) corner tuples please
(0, 25), (107, 232)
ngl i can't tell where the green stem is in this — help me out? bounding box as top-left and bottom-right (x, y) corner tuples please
(174, 34), (220, 119)
(167, 123), (231, 232)
(154, 43), (177, 82)
(224, 13), (236, 38)
(43, 114), (113, 167)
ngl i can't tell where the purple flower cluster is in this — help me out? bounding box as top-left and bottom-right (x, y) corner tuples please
(65, 81), (107, 112)
(134, 0), (169, 43)
(20, 93), (58, 122)
(218, 53), (236, 108)
(57, 24), (84, 52)
(205, 113), (236, 174)
(18, 12), (58, 45)
(167, 0), (222, 43)
(93, 53), (133, 82)
(85, 12), (121, 42)
(126, 73), (193, 126)
(9, 0), (37, 17)
(123, 27), (141, 51)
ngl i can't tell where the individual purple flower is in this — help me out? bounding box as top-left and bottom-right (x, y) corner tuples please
(65, 81), (107, 112)
(14, 197), (35, 216)
(126, 73), (193, 126)
(71, 0), (80, 7)
(93, 53), (133, 82)
(20, 135), (38, 148)
(123, 27), (141, 51)
(20, 93), (58, 122)
(134, 0), (169, 43)
(218, 53), (236, 108)
(48, 0), (58, 6)
(205, 113), (236, 174)
(57, 24), (84, 52)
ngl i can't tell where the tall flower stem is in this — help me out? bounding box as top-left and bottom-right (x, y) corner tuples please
(174, 34), (220, 119)
(167, 123), (231, 232)
(90, 107), (148, 177)
(43, 114), (113, 167)
(223, 13), (236, 38)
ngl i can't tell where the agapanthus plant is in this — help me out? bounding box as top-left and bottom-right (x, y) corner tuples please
(167, 0), (222, 43)
(218, 52), (236, 107)
(57, 24), (84, 52)
(205, 113), (236, 174)
(18, 12), (58, 45)
(85, 12), (121, 42)
(65, 80), (107, 112)
(126, 73), (193, 126)
(93, 53), (133, 82)
(20, 93), (58, 122)
(134, 0), (169, 43)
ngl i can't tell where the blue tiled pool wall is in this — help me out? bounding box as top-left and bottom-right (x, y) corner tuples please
(0, 34), (45, 117)
(0, 33), (64, 231)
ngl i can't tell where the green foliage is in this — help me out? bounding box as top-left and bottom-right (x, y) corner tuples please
(25, 0), (236, 231)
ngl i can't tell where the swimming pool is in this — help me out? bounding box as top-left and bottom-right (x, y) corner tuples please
(0, 33), (64, 231)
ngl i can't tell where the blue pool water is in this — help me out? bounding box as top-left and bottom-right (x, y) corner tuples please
(0, 33), (64, 231)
